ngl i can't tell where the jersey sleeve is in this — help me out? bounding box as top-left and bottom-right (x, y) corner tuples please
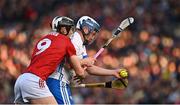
(66, 38), (76, 57)
(71, 37), (80, 54)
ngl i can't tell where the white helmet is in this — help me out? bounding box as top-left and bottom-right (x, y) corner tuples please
(51, 16), (74, 32)
(76, 16), (100, 33)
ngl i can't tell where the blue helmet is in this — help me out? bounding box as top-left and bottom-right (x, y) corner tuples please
(76, 16), (100, 33)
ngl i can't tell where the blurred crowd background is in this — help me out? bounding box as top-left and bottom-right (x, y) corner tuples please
(0, 0), (179, 104)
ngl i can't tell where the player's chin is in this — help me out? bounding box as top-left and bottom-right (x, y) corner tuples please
(88, 40), (94, 45)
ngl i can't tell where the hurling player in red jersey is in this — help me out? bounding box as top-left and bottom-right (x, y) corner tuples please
(14, 16), (95, 104)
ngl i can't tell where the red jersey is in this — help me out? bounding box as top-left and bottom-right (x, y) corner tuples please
(25, 32), (76, 80)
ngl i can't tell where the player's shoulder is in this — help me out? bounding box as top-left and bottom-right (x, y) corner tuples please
(45, 32), (69, 40)
(71, 32), (81, 40)
(71, 32), (83, 44)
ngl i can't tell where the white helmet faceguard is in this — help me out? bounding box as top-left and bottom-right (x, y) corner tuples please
(51, 16), (74, 32)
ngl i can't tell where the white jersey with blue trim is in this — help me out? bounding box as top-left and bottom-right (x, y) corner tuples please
(49, 32), (87, 84)
(70, 32), (88, 59)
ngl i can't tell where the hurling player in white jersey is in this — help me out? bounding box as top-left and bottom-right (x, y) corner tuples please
(47, 16), (122, 104)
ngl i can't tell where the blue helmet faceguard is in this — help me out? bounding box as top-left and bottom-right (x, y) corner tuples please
(76, 16), (100, 34)
(76, 16), (100, 45)
(80, 18), (100, 34)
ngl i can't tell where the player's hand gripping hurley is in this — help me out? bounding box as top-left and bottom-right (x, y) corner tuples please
(73, 68), (129, 89)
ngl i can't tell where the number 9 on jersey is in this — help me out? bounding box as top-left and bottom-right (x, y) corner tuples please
(35, 38), (51, 55)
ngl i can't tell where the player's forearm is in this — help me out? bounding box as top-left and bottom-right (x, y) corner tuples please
(70, 55), (85, 78)
(86, 65), (115, 76)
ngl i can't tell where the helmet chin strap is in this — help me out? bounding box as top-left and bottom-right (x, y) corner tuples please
(81, 30), (90, 45)
(83, 37), (89, 45)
